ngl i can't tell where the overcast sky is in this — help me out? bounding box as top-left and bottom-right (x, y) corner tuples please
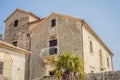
(0, 0), (120, 71)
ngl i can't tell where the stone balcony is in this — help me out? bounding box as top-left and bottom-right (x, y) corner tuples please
(39, 46), (61, 64)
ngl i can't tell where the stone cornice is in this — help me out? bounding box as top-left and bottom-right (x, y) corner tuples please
(82, 20), (113, 56)
(0, 40), (30, 54)
(4, 8), (40, 22)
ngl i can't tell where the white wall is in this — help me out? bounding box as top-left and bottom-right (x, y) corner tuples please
(0, 47), (26, 80)
(82, 26), (112, 73)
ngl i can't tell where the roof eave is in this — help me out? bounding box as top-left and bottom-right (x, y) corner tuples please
(4, 8), (40, 22)
(83, 21), (113, 56)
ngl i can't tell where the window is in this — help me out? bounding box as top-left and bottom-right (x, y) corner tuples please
(49, 39), (57, 55)
(107, 57), (109, 67)
(51, 19), (56, 27)
(14, 20), (18, 27)
(49, 71), (55, 76)
(0, 62), (3, 75)
(49, 39), (57, 47)
(13, 41), (17, 46)
(49, 47), (57, 55)
(99, 50), (103, 67)
(90, 41), (93, 52)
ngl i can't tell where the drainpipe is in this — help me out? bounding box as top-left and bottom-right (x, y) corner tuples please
(81, 20), (85, 72)
(111, 55), (114, 71)
(25, 33), (31, 80)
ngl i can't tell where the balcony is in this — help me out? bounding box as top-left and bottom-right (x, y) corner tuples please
(40, 46), (61, 63)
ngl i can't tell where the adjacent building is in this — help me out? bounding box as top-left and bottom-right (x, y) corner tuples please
(0, 40), (30, 80)
(4, 9), (113, 80)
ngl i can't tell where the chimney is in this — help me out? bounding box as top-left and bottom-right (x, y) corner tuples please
(0, 34), (2, 40)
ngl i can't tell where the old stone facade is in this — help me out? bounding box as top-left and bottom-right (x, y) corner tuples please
(4, 9), (40, 50)
(4, 9), (113, 80)
(0, 40), (30, 80)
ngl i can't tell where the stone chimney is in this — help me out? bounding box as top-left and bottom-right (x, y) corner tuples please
(0, 34), (2, 40)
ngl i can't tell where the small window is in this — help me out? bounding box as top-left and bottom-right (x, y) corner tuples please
(13, 41), (17, 46)
(49, 71), (55, 76)
(49, 39), (57, 55)
(51, 19), (56, 27)
(90, 41), (93, 52)
(99, 50), (103, 67)
(14, 20), (18, 27)
(107, 57), (110, 67)
(49, 39), (57, 47)
(0, 62), (3, 75)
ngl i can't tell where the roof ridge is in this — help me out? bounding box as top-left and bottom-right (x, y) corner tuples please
(52, 12), (83, 21)
(4, 8), (40, 22)
(83, 21), (113, 55)
(0, 40), (30, 54)
(28, 12), (83, 34)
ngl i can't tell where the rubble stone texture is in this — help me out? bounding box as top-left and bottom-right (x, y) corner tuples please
(86, 71), (120, 80)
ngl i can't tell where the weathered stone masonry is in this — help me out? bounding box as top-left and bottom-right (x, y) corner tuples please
(86, 71), (120, 80)
(4, 9), (113, 80)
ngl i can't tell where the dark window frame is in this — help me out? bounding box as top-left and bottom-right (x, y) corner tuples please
(51, 19), (56, 27)
(14, 20), (18, 27)
(107, 57), (110, 67)
(49, 70), (55, 76)
(0, 62), (3, 75)
(49, 39), (57, 55)
(49, 39), (57, 47)
(99, 49), (103, 67)
(90, 41), (93, 52)
(49, 47), (57, 55)
(13, 41), (17, 46)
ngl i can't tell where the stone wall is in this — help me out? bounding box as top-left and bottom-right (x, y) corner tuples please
(86, 71), (120, 80)
(30, 71), (120, 80)
(30, 14), (83, 80)
(58, 15), (83, 56)
(0, 47), (26, 80)
(4, 10), (30, 50)
(82, 25), (113, 73)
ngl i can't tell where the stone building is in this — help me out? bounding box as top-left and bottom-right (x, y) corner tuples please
(4, 9), (113, 80)
(0, 40), (30, 80)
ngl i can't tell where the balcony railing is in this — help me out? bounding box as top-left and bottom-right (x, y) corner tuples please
(40, 46), (61, 58)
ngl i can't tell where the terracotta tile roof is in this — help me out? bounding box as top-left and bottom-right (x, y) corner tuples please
(4, 8), (40, 22)
(0, 40), (30, 54)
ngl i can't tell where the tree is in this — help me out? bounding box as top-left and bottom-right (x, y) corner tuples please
(51, 51), (85, 80)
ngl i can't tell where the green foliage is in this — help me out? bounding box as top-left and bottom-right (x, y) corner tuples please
(51, 51), (85, 80)
(0, 26), (3, 39)
(0, 34), (2, 39)
(0, 26), (3, 37)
